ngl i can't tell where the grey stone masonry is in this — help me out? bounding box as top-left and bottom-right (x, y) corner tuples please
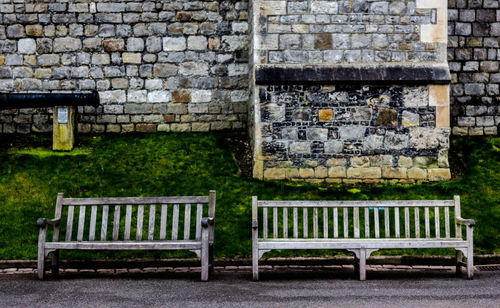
(250, 0), (452, 182)
(0, 0), (249, 133)
(449, 0), (500, 136)
(256, 0), (446, 65)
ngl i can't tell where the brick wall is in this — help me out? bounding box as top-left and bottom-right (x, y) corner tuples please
(448, 0), (500, 135)
(0, 0), (249, 133)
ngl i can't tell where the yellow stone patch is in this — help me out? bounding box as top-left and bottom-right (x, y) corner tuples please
(429, 85), (450, 106)
(318, 109), (333, 121)
(436, 105), (450, 127)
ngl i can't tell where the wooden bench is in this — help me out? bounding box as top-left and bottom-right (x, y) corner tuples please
(37, 191), (216, 281)
(252, 196), (474, 281)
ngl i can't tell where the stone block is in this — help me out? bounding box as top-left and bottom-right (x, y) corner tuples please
(369, 155), (393, 167)
(172, 90), (190, 103)
(319, 109), (333, 121)
(324, 140), (343, 154)
(408, 168), (427, 180)
(398, 156), (413, 168)
(347, 167), (382, 179)
(18, 39), (37, 54)
(428, 169), (451, 181)
(306, 128), (328, 140)
(122, 53), (142, 64)
(376, 108), (398, 127)
(290, 142), (310, 154)
(363, 135), (384, 151)
(384, 131), (408, 150)
(402, 111), (419, 127)
(328, 166), (346, 178)
(163, 37), (186, 51)
(327, 158), (347, 166)
(299, 168), (314, 178)
(382, 167), (407, 179)
(351, 157), (370, 168)
(338, 126), (366, 140)
(264, 168), (286, 180)
(314, 33), (332, 50)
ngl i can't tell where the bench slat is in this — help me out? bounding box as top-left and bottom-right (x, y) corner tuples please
(66, 206), (74, 242)
(100, 206), (108, 241)
(77, 206), (86, 241)
(415, 207), (420, 238)
(435, 207), (440, 239)
(137, 205), (144, 241)
(405, 207), (410, 238)
(293, 208), (298, 239)
(258, 200), (454, 208)
(313, 208), (318, 239)
(323, 208), (328, 239)
(63, 196), (209, 206)
(113, 205), (120, 241)
(263, 207), (268, 239)
(384, 208), (390, 238)
(195, 204), (202, 240)
(172, 204), (179, 240)
(160, 204), (168, 240)
(124, 205), (132, 240)
(354, 207), (360, 239)
(445, 206), (450, 238)
(149, 205), (156, 241)
(343, 208), (349, 238)
(374, 208), (380, 238)
(183, 204), (190, 240)
(89, 205), (97, 241)
(364, 208), (370, 238)
(46, 241), (203, 250)
(303, 208), (308, 238)
(425, 207), (430, 238)
(333, 208), (338, 238)
(283, 208), (288, 239)
(394, 207), (400, 238)
(273, 208), (278, 238)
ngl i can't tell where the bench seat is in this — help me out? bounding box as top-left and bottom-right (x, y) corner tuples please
(45, 240), (203, 250)
(258, 238), (469, 250)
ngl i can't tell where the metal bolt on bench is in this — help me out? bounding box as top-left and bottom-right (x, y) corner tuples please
(0, 91), (100, 151)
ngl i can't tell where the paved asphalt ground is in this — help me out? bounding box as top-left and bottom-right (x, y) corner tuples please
(1, 267), (499, 307)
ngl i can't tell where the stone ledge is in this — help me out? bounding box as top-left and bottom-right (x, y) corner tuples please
(255, 64), (451, 85)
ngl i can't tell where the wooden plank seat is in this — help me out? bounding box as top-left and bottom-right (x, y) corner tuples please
(252, 196), (474, 281)
(37, 191), (216, 281)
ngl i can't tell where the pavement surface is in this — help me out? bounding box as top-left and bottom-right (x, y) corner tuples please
(1, 265), (500, 307)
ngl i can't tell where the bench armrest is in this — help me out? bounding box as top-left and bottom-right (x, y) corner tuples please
(201, 217), (214, 228)
(37, 218), (61, 228)
(456, 217), (475, 226)
(252, 219), (258, 229)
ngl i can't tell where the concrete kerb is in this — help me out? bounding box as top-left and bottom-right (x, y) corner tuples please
(2, 255), (500, 271)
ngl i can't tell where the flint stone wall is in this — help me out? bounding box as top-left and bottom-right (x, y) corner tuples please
(0, 0), (249, 133)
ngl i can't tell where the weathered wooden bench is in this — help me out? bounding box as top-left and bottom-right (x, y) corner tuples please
(37, 191), (216, 281)
(252, 196), (474, 280)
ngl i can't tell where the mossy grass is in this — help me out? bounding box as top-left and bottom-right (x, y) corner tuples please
(0, 133), (498, 260)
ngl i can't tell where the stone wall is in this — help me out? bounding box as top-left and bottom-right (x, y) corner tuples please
(448, 0), (500, 136)
(0, 0), (249, 133)
(251, 0), (452, 182)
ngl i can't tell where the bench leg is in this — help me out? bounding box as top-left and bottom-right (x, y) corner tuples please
(466, 226), (474, 280)
(209, 243), (214, 274)
(51, 250), (59, 277)
(252, 251), (259, 281)
(37, 249), (45, 280)
(455, 250), (463, 276)
(201, 231), (209, 281)
(359, 249), (366, 281)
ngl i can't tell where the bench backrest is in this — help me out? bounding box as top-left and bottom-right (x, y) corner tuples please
(51, 191), (216, 242)
(252, 196), (463, 240)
